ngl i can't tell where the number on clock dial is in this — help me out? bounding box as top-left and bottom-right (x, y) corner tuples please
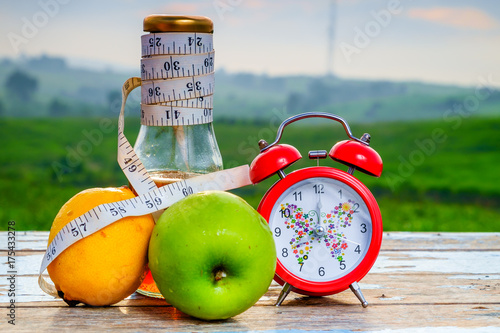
(269, 177), (372, 282)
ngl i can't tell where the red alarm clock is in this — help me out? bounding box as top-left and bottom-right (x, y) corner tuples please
(249, 112), (383, 307)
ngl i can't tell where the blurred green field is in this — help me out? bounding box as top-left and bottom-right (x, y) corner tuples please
(1, 116), (499, 231)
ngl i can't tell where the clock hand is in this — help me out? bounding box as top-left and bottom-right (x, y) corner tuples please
(315, 190), (323, 226)
(342, 238), (361, 246)
(294, 238), (310, 248)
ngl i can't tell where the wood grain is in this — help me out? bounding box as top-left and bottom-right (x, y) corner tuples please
(8, 304), (500, 332)
(1, 232), (499, 331)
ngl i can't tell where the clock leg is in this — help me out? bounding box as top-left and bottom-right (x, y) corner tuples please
(349, 282), (368, 308)
(275, 282), (293, 306)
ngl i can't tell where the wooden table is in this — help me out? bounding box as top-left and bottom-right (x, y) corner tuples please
(1, 232), (499, 332)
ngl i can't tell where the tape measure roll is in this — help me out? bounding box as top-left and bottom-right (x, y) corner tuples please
(141, 32), (213, 56)
(141, 73), (215, 105)
(140, 28), (215, 126)
(141, 51), (214, 80)
(160, 95), (213, 109)
(141, 104), (213, 126)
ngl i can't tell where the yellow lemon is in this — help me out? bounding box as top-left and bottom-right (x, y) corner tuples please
(47, 187), (154, 306)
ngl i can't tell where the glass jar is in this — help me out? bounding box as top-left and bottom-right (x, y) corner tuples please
(135, 15), (223, 298)
(135, 124), (223, 183)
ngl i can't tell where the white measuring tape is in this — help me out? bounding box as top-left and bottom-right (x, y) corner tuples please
(38, 165), (252, 295)
(39, 32), (252, 297)
(141, 32), (213, 56)
(141, 73), (215, 105)
(141, 31), (214, 126)
(159, 95), (213, 109)
(141, 51), (214, 80)
(141, 104), (213, 126)
(118, 77), (158, 195)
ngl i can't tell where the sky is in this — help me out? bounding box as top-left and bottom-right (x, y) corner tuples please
(1, 0), (499, 87)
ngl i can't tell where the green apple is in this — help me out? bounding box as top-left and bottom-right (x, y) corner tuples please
(148, 190), (277, 320)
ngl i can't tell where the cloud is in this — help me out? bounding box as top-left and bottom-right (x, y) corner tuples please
(160, 3), (209, 14)
(408, 7), (499, 30)
(243, 0), (266, 10)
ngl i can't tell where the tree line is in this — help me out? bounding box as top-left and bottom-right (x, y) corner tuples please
(0, 69), (129, 117)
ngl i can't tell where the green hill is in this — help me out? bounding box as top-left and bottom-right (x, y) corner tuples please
(1, 55), (499, 122)
(1, 116), (499, 232)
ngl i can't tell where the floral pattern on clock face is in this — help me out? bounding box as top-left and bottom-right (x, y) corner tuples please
(281, 200), (357, 266)
(270, 177), (372, 282)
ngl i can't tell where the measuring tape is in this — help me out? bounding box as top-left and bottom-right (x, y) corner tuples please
(38, 165), (252, 296)
(159, 95), (213, 109)
(141, 51), (214, 80)
(141, 31), (214, 125)
(141, 32), (213, 56)
(39, 32), (252, 297)
(141, 73), (215, 105)
(141, 104), (213, 126)
(39, 76), (252, 297)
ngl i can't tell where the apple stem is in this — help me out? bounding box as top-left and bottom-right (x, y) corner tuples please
(214, 269), (227, 282)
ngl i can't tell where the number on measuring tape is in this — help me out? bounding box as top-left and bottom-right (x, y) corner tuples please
(117, 76), (159, 195)
(141, 73), (214, 104)
(140, 104), (213, 126)
(141, 51), (215, 80)
(141, 32), (213, 56)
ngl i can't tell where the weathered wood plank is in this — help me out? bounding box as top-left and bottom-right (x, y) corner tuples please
(2, 270), (499, 307)
(2, 247), (500, 306)
(1, 232), (499, 331)
(4, 249), (499, 277)
(7, 303), (500, 332)
(373, 251), (500, 274)
(381, 232), (500, 251)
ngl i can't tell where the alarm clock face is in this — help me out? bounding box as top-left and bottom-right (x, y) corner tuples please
(268, 177), (372, 282)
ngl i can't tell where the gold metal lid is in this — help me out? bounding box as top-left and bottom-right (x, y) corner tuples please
(143, 15), (213, 33)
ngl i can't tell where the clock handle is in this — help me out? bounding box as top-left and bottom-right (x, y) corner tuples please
(260, 112), (368, 152)
(350, 282), (369, 308)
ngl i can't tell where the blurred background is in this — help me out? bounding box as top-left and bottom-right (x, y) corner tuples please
(0, 0), (499, 231)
